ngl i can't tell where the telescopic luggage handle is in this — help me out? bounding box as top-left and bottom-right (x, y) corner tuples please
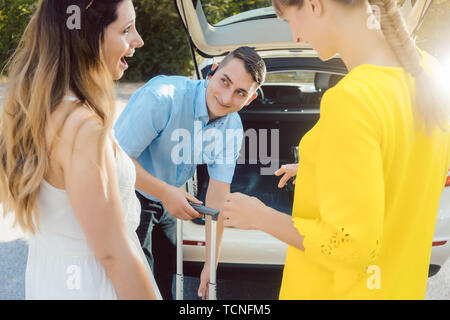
(176, 203), (220, 300)
(189, 203), (220, 221)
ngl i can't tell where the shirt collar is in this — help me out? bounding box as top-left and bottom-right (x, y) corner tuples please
(194, 81), (209, 122)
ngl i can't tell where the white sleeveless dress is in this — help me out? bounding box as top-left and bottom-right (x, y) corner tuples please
(25, 96), (162, 300)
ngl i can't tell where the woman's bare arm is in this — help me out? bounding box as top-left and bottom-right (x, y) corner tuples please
(58, 109), (158, 299)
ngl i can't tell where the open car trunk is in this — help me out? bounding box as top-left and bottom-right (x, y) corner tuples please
(177, 0), (433, 219)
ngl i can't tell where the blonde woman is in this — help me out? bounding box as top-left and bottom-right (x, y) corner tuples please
(0, 0), (161, 299)
(222, 0), (450, 299)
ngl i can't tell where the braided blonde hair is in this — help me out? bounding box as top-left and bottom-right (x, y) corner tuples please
(272, 0), (450, 134)
(369, 0), (449, 134)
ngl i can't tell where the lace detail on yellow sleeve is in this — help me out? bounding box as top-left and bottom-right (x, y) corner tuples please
(320, 227), (380, 261)
(320, 227), (350, 255)
(294, 219), (381, 273)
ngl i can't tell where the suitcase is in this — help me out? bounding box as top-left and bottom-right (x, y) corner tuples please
(176, 203), (220, 300)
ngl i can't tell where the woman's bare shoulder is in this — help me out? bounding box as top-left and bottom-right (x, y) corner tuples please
(50, 102), (104, 165)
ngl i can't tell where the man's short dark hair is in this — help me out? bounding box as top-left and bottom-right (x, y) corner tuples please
(218, 46), (266, 86)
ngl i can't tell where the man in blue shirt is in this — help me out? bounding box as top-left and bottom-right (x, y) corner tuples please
(115, 47), (266, 299)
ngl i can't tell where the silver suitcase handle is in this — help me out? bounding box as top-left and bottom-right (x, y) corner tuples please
(176, 203), (220, 300)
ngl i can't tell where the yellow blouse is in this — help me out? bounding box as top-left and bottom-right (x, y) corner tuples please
(279, 51), (450, 299)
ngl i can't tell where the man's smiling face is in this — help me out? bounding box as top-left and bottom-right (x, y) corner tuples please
(205, 57), (259, 121)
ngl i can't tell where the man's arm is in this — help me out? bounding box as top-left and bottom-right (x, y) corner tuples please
(132, 158), (202, 220)
(197, 178), (230, 299)
(132, 157), (169, 202)
(115, 81), (202, 221)
(204, 178), (229, 266)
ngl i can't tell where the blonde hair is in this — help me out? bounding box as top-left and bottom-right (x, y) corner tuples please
(272, 0), (450, 134)
(0, 0), (123, 234)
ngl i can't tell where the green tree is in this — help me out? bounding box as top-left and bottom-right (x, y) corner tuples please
(201, 0), (272, 25)
(125, 0), (272, 81)
(122, 0), (194, 81)
(0, 0), (37, 75)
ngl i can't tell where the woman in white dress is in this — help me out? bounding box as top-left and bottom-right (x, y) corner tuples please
(0, 0), (162, 299)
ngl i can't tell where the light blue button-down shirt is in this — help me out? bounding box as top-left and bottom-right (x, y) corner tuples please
(114, 75), (243, 201)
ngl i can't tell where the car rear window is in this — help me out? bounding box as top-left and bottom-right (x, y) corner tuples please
(201, 0), (273, 26)
(265, 71), (317, 93)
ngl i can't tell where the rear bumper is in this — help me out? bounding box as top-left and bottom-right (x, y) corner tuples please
(182, 220), (288, 265)
(429, 188), (450, 270)
(430, 239), (450, 267)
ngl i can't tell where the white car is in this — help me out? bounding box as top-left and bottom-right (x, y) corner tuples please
(174, 0), (449, 280)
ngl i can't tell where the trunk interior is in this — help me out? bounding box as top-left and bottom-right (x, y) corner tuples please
(196, 96), (321, 217)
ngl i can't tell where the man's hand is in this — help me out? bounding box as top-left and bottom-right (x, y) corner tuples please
(274, 163), (298, 188)
(159, 184), (203, 220)
(132, 157), (202, 220)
